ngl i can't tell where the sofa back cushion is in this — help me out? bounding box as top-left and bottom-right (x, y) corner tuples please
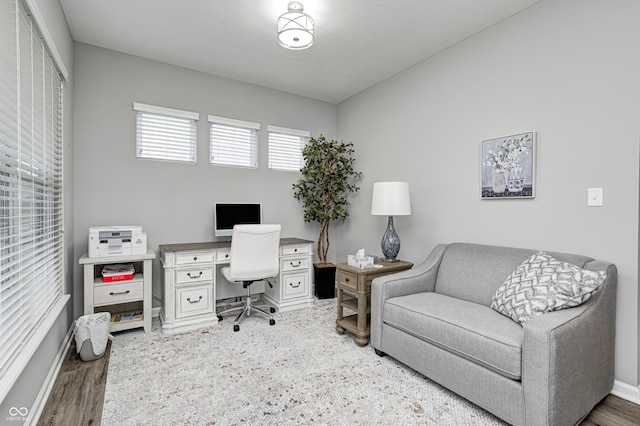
(434, 243), (593, 307)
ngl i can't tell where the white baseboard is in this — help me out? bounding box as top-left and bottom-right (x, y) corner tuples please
(612, 380), (640, 405)
(26, 321), (75, 425)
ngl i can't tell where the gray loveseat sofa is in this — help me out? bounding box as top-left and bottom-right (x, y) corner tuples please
(371, 242), (617, 426)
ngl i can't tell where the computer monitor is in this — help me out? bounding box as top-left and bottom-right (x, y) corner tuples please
(214, 203), (262, 237)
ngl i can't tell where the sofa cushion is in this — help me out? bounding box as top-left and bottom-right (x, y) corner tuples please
(384, 292), (523, 380)
(434, 243), (537, 307)
(490, 251), (606, 324)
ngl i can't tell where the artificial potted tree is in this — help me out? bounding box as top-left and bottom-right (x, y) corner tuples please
(292, 134), (362, 299)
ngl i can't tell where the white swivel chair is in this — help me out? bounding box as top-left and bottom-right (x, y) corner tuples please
(217, 224), (281, 332)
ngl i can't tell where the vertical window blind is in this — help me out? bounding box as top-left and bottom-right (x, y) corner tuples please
(267, 125), (310, 172)
(0, 0), (64, 380)
(133, 102), (199, 164)
(209, 115), (260, 169)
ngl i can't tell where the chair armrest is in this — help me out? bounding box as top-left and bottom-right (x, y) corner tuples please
(522, 262), (617, 426)
(370, 243), (447, 349)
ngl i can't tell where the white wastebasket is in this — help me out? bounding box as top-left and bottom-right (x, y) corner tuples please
(74, 312), (111, 361)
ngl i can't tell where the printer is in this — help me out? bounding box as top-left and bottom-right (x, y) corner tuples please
(88, 226), (147, 258)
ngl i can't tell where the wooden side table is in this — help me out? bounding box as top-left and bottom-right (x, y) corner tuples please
(335, 260), (413, 346)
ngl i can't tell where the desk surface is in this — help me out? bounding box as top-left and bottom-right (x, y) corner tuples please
(336, 259), (413, 276)
(159, 238), (313, 253)
(79, 249), (156, 264)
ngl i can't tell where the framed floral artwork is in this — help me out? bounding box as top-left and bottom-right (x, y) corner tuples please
(482, 131), (535, 199)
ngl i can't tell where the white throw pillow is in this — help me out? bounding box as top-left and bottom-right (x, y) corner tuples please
(490, 251), (606, 324)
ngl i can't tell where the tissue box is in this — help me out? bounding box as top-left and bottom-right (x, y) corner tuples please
(347, 254), (375, 269)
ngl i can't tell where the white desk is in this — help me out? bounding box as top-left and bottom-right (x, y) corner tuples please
(158, 238), (313, 334)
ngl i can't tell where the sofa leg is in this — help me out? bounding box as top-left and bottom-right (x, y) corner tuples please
(374, 349), (386, 357)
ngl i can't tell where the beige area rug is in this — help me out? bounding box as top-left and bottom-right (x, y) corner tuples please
(102, 299), (506, 425)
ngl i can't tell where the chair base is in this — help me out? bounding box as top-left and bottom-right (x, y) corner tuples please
(217, 284), (276, 332)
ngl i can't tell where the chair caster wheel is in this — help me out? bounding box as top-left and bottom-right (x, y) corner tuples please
(217, 315), (223, 321)
(233, 325), (240, 332)
(270, 307), (276, 313)
(269, 319), (275, 326)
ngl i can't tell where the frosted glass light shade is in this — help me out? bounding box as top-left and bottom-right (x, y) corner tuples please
(371, 182), (412, 216)
(277, 2), (314, 50)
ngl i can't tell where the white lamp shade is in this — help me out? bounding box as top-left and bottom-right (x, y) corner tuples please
(371, 182), (412, 216)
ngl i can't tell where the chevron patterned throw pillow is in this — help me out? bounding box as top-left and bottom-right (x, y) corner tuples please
(490, 251), (606, 324)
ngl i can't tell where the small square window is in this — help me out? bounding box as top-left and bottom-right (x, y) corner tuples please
(134, 103), (199, 164)
(268, 125), (310, 171)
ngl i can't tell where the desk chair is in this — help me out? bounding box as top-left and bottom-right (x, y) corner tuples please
(217, 224), (281, 332)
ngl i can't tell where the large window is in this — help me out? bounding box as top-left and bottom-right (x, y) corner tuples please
(0, 0), (65, 395)
(267, 125), (310, 172)
(133, 102), (199, 164)
(209, 115), (260, 169)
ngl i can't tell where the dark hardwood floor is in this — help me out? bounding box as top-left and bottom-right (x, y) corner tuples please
(38, 342), (640, 425)
(582, 394), (640, 426)
(38, 341), (110, 426)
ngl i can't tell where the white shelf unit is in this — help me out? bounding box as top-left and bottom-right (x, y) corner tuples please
(79, 249), (155, 333)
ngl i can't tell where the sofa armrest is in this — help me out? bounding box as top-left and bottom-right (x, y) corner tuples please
(370, 243), (447, 349)
(522, 262), (617, 426)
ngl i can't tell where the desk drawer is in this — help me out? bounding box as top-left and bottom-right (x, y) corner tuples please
(176, 284), (213, 318)
(338, 270), (358, 292)
(214, 249), (231, 262)
(281, 257), (309, 272)
(175, 266), (214, 284)
(281, 244), (309, 256)
(175, 252), (214, 265)
(283, 273), (308, 299)
(94, 281), (143, 306)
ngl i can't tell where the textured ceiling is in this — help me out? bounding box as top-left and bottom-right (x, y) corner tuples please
(60, 0), (541, 104)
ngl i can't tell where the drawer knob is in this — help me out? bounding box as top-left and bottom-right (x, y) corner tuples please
(187, 271), (203, 279)
(294, 248), (298, 252)
(225, 254), (229, 258)
(345, 278), (350, 282)
(109, 290), (130, 296)
(290, 261), (301, 268)
(290, 281), (301, 288)
(187, 296), (203, 304)
(193, 256), (198, 261)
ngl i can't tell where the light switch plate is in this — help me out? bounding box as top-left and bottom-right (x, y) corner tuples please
(587, 188), (603, 206)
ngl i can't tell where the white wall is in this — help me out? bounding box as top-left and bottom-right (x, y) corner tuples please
(337, 0), (640, 388)
(72, 44), (338, 316)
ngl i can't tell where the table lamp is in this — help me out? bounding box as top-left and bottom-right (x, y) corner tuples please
(371, 182), (412, 261)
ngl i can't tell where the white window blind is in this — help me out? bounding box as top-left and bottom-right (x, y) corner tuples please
(0, 0), (64, 383)
(133, 103), (199, 164)
(209, 115), (260, 169)
(268, 125), (310, 171)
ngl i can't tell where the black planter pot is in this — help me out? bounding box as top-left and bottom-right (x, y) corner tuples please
(314, 263), (336, 299)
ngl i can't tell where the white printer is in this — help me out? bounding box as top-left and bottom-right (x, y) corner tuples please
(88, 226), (147, 258)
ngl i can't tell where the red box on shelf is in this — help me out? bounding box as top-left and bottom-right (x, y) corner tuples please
(101, 264), (135, 282)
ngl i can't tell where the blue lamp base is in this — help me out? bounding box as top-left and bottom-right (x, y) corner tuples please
(381, 216), (401, 261)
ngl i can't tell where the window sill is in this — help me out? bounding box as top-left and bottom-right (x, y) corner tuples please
(0, 294), (71, 404)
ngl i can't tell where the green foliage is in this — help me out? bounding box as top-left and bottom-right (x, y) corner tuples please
(292, 134), (362, 264)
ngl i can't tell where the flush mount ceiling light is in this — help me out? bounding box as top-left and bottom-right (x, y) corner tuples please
(277, 1), (314, 50)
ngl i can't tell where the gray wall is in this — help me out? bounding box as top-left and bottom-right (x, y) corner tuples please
(72, 43), (337, 316)
(0, 0), (75, 419)
(337, 0), (640, 387)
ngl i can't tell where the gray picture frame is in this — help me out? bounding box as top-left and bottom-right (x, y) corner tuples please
(481, 131), (535, 199)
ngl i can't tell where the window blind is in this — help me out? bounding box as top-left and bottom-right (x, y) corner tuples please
(209, 115), (260, 169)
(133, 103), (199, 164)
(0, 0), (64, 381)
(267, 125), (310, 172)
